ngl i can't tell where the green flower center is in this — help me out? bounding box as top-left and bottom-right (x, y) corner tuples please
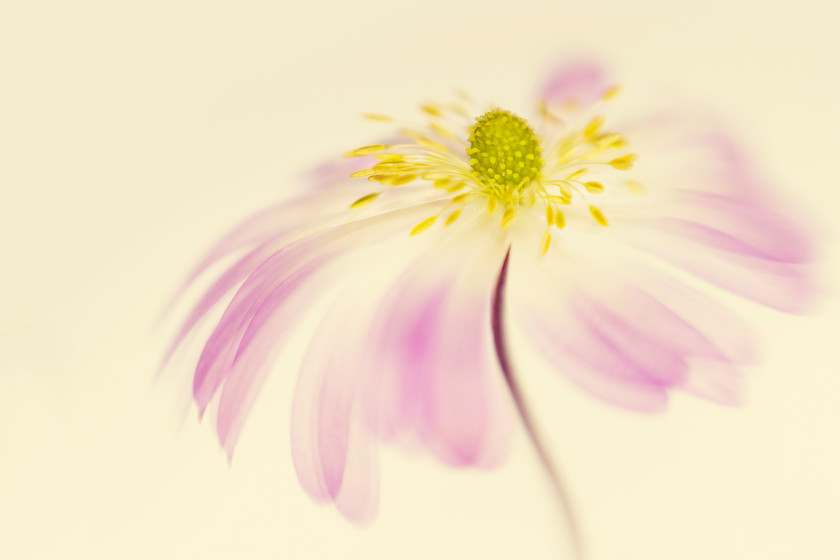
(467, 109), (543, 195)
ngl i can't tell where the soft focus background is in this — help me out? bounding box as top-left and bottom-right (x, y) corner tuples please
(2, 1), (839, 558)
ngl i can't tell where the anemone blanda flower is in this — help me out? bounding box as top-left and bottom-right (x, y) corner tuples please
(166, 60), (815, 531)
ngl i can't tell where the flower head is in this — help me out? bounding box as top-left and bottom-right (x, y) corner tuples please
(165, 59), (815, 525)
(345, 86), (635, 250)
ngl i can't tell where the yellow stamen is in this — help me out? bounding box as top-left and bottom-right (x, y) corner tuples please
(540, 231), (551, 255)
(609, 154), (637, 170)
(434, 178), (457, 190)
(374, 161), (409, 172)
(603, 86), (621, 100)
(363, 114), (392, 122)
(350, 193), (379, 208)
(597, 134), (625, 149)
(344, 144), (389, 157)
(386, 174), (417, 186)
(559, 183), (573, 198)
(445, 209), (461, 226)
(627, 180), (645, 193)
(375, 154), (405, 162)
(584, 115), (605, 137)
(590, 206), (609, 226)
(410, 216), (438, 236)
(501, 207), (517, 228)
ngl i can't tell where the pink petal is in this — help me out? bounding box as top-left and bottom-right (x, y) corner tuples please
(515, 296), (670, 413)
(290, 330), (330, 503)
(616, 114), (818, 313)
(290, 283), (382, 521)
(314, 316), (366, 497)
(166, 185), (452, 374)
(361, 223), (513, 467)
(333, 404), (379, 524)
(541, 58), (611, 109)
(303, 154), (377, 193)
(165, 171), (406, 321)
(657, 190), (813, 264)
(681, 359), (744, 406)
(162, 237), (289, 370)
(622, 206), (816, 314)
(192, 235), (324, 417)
(214, 256), (329, 456)
(204, 202), (449, 457)
(507, 236), (755, 411)
(569, 294), (690, 386)
(179, 199), (311, 293)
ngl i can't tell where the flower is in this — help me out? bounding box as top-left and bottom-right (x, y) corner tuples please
(165, 59), (815, 528)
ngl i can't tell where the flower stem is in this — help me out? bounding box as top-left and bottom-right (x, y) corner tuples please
(491, 249), (586, 560)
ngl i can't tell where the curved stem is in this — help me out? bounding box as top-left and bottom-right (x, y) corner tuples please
(491, 249), (586, 560)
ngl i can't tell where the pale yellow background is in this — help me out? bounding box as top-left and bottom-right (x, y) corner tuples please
(2, 1), (839, 559)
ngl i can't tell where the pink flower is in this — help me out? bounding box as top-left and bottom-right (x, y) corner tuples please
(165, 59), (815, 534)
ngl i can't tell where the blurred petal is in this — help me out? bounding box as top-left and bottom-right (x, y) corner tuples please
(304, 154), (377, 192)
(624, 223), (815, 313)
(162, 236), (288, 369)
(681, 359), (744, 406)
(333, 405), (379, 523)
(291, 280), (383, 522)
(512, 276), (671, 412)
(362, 216), (512, 467)
(213, 247), (330, 455)
(166, 172), (422, 318)
(193, 202), (447, 456)
(192, 233), (324, 417)
(180, 197), (320, 292)
(607, 110), (818, 313)
(507, 222), (755, 412)
(541, 58), (611, 109)
(625, 188), (814, 313)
